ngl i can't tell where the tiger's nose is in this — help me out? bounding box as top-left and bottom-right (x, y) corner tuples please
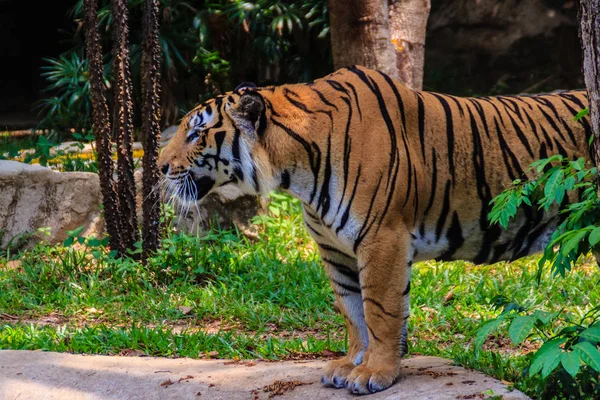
(160, 164), (170, 175)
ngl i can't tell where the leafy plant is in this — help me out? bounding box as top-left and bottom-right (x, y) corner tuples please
(488, 155), (600, 277)
(484, 121), (600, 398)
(476, 297), (600, 399)
(22, 136), (64, 167)
(35, 52), (110, 138)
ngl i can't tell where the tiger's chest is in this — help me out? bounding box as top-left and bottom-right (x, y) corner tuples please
(301, 204), (359, 258)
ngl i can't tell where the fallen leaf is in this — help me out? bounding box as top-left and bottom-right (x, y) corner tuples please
(160, 379), (174, 388)
(119, 349), (145, 357)
(443, 291), (455, 305)
(178, 306), (194, 315)
(207, 351), (219, 358)
(178, 375), (194, 383)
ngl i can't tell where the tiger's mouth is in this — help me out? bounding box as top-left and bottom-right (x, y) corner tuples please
(192, 176), (215, 200)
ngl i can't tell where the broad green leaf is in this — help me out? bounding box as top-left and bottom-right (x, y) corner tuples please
(531, 310), (556, 325)
(581, 327), (600, 344)
(561, 230), (588, 255)
(542, 349), (562, 379)
(475, 318), (504, 349)
(560, 351), (581, 378)
(589, 227), (600, 247)
(508, 315), (536, 344)
(574, 342), (600, 372)
(544, 169), (564, 200)
(530, 338), (566, 377)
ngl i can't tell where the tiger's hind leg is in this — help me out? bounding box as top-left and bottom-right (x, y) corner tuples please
(318, 246), (369, 389)
(345, 228), (412, 394)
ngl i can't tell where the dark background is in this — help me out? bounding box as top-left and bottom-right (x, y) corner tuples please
(0, 0), (585, 129)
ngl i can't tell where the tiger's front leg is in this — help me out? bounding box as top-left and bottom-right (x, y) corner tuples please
(345, 228), (412, 394)
(318, 247), (369, 389)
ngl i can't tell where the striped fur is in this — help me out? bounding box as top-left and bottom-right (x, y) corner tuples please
(158, 66), (592, 394)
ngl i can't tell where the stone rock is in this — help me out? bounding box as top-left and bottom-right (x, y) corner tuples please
(0, 350), (531, 399)
(0, 160), (103, 249)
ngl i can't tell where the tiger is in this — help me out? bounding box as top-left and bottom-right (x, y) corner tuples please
(158, 66), (592, 395)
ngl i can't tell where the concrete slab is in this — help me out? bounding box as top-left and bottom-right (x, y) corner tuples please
(0, 350), (530, 400)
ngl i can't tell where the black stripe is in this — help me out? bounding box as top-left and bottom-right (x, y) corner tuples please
(354, 174), (383, 252)
(416, 93), (426, 159)
(305, 221), (323, 237)
(345, 82), (363, 121)
(402, 281), (411, 296)
(311, 87), (339, 111)
(363, 297), (400, 318)
(319, 243), (354, 258)
(331, 278), (361, 294)
(435, 180), (452, 242)
(437, 212), (464, 261)
(430, 93), (456, 184)
(337, 165), (362, 233)
(316, 134), (332, 218)
(336, 97), (354, 214)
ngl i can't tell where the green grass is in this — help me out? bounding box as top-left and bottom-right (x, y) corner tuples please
(1, 193), (599, 398)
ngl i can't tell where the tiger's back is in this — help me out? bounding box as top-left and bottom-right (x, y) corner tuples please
(280, 67), (591, 267)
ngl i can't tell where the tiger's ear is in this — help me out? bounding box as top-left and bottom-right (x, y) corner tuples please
(227, 92), (266, 138)
(234, 82), (257, 92)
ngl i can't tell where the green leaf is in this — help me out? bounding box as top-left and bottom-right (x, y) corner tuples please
(544, 169), (564, 200)
(574, 342), (600, 372)
(475, 318), (504, 349)
(560, 351), (581, 378)
(87, 238), (102, 247)
(542, 349), (562, 379)
(63, 236), (74, 247)
(580, 327), (600, 344)
(574, 108), (589, 122)
(269, 205), (281, 217)
(508, 315), (536, 344)
(561, 230), (588, 255)
(530, 338), (566, 377)
(531, 310), (555, 325)
(67, 226), (85, 237)
(589, 227), (600, 247)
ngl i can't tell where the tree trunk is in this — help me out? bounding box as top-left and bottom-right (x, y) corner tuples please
(141, 0), (162, 261)
(328, 0), (398, 79)
(112, 0), (139, 252)
(388, 0), (431, 90)
(579, 0), (600, 178)
(579, 0), (600, 267)
(83, 0), (123, 254)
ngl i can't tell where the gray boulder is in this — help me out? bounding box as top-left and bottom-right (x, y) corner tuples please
(0, 161), (103, 249)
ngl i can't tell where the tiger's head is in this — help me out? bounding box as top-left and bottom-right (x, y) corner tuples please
(158, 84), (277, 203)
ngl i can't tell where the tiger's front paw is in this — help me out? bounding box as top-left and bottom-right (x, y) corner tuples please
(320, 357), (357, 389)
(345, 363), (399, 394)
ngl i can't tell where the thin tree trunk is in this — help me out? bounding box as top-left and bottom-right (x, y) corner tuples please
(328, 0), (398, 79)
(83, 0), (122, 254)
(112, 0), (139, 252)
(141, 0), (162, 261)
(388, 0), (431, 90)
(579, 0), (600, 266)
(579, 0), (600, 177)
